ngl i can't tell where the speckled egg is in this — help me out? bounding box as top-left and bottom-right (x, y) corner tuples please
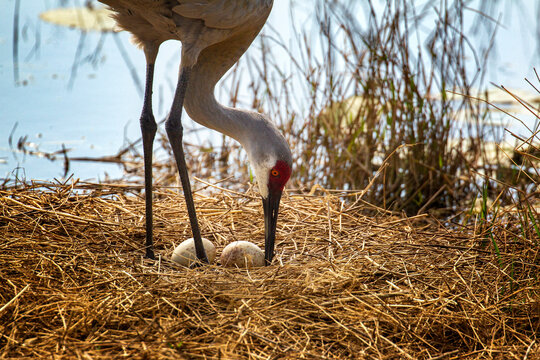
(172, 238), (216, 267)
(220, 241), (265, 268)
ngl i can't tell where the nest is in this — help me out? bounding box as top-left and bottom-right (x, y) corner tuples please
(0, 180), (538, 359)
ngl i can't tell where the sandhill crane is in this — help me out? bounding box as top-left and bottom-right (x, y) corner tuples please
(99, 0), (292, 265)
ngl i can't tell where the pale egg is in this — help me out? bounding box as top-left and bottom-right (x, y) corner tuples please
(220, 241), (265, 268)
(172, 238), (216, 267)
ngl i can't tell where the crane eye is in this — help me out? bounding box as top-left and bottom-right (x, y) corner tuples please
(271, 169), (279, 177)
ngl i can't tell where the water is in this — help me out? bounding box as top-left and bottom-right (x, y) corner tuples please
(1, 0), (538, 182)
(2, 1), (142, 180)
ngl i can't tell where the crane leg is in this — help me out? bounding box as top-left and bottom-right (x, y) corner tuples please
(140, 60), (157, 260)
(165, 66), (209, 264)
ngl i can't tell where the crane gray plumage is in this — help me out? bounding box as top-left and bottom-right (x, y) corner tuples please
(99, 0), (291, 264)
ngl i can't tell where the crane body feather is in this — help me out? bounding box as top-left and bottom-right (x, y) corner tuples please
(99, 0), (272, 65)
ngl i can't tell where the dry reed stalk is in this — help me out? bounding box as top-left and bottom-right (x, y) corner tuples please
(0, 181), (538, 359)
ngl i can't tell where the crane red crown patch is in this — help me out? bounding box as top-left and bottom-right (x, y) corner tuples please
(268, 160), (291, 192)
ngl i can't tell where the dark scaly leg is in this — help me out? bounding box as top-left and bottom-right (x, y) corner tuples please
(141, 48), (158, 259)
(165, 66), (208, 264)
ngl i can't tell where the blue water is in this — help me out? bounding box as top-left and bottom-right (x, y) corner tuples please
(1, 1), (142, 180)
(1, 0), (538, 182)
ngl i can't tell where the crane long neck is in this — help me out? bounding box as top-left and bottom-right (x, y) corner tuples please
(182, 30), (263, 147)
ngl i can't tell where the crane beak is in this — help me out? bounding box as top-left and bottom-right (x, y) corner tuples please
(263, 189), (282, 266)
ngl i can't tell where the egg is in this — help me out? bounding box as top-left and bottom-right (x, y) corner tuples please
(171, 238), (216, 267)
(220, 241), (265, 268)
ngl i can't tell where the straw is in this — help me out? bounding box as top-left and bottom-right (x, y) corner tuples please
(0, 180), (538, 359)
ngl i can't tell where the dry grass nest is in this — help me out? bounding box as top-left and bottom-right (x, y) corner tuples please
(0, 180), (538, 359)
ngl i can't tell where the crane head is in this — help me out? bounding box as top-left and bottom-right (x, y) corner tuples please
(253, 157), (291, 266)
(241, 113), (292, 266)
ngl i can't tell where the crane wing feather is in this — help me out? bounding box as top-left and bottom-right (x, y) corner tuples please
(173, 0), (272, 29)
